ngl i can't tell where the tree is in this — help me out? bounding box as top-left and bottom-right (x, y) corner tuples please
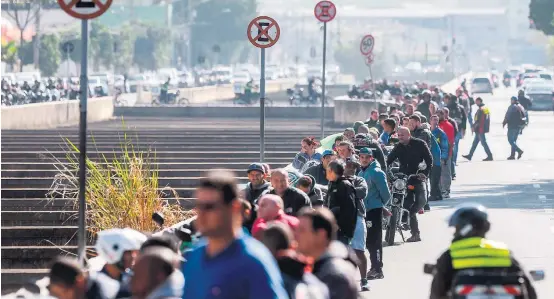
(190, 0), (256, 65)
(133, 24), (171, 71)
(1, 41), (19, 71)
(39, 34), (61, 76)
(334, 43), (387, 82)
(112, 24), (136, 75)
(529, 0), (554, 36)
(90, 21), (115, 71)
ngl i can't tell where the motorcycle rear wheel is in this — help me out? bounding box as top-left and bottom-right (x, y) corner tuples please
(385, 207), (400, 246)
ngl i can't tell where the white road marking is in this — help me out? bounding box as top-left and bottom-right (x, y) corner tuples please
(533, 184), (541, 188)
(538, 195), (547, 200)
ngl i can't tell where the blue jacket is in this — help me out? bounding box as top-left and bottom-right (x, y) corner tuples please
(431, 127), (449, 164)
(358, 161), (391, 210)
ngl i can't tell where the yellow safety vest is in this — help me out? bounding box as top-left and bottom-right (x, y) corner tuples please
(449, 237), (512, 270)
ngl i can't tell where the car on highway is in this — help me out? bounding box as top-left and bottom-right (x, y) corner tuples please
(538, 72), (553, 82)
(525, 84), (554, 111)
(126, 74), (148, 93)
(521, 77), (546, 91)
(470, 74), (493, 95)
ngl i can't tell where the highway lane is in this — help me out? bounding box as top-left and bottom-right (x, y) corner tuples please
(362, 86), (554, 298)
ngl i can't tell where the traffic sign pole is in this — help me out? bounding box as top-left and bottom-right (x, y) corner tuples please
(58, 0), (113, 267)
(78, 18), (88, 265)
(247, 16), (280, 163)
(260, 47), (266, 163)
(320, 22), (327, 140)
(314, 1), (336, 140)
(368, 64), (376, 105)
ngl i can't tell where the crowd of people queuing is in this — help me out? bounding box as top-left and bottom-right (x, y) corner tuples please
(29, 82), (539, 299)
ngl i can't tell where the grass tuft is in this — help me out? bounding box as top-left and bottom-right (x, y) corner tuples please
(47, 125), (195, 236)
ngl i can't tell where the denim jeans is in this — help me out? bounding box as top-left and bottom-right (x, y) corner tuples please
(452, 132), (462, 177)
(468, 133), (492, 158)
(507, 127), (522, 157)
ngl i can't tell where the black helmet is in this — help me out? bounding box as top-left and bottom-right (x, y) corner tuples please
(448, 203), (490, 237)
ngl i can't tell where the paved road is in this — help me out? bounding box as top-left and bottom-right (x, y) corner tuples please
(362, 87), (554, 298)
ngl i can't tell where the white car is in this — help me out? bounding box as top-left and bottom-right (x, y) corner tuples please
(470, 75), (493, 94)
(525, 84), (553, 111)
(521, 77), (546, 91)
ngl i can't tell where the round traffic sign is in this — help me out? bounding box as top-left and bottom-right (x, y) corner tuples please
(365, 53), (374, 66)
(314, 1), (337, 23)
(247, 16), (280, 49)
(360, 34), (375, 56)
(62, 41), (74, 53)
(57, 0), (113, 20)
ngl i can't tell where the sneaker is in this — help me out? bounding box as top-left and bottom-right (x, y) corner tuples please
(507, 156), (515, 160)
(424, 203), (431, 211)
(406, 233), (421, 242)
(462, 154), (472, 161)
(366, 269), (384, 280)
(483, 156), (493, 161)
(517, 150), (523, 160)
(360, 278), (371, 291)
(443, 193), (450, 199)
(452, 175), (456, 180)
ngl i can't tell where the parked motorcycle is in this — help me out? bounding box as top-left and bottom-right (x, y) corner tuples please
(383, 163), (426, 246)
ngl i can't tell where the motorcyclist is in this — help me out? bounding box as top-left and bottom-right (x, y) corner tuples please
(32, 80), (41, 92)
(307, 77), (317, 103)
(47, 78), (56, 90)
(21, 81), (31, 92)
(93, 228), (148, 298)
(503, 70), (511, 80)
(517, 90), (532, 126)
(160, 78), (170, 103)
(430, 203), (537, 299)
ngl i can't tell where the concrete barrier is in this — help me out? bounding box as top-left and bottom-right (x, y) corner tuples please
(333, 97), (396, 125)
(1, 97), (114, 130)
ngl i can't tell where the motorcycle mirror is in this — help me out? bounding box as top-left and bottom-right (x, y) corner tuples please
(423, 263), (435, 275)
(418, 162), (427, 170)
(529, 270), (545, 281)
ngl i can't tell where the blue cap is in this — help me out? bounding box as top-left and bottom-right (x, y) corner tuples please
(359, 147), (373, 156)
(511, 96), (518, 101)
(247, 163), (265, 174)
(321, 149), (336, 157)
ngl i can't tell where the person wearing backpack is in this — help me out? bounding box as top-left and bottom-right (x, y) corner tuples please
(503, 96), (525, 160)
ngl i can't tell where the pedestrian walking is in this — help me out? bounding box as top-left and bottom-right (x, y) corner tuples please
(503, 96), (525, 160)
(463, 97), (493, 161)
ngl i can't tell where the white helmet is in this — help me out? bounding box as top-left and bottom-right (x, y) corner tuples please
(95, 228), (147, 265)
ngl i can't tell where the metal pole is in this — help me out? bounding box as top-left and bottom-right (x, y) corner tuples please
(320, 22), (327, 140)
(66, 51), (70, 77)
(368, 64), (377, 106)
(260, 48), (266, 163)
(77, 19), (89, 266)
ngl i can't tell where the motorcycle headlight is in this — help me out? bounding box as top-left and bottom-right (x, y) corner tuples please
(393, 179), (406, 190)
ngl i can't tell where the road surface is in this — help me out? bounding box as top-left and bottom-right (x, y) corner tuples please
(362, 86), (554, 298)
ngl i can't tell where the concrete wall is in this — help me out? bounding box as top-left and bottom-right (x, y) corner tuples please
(333, 98), (393, 125)
(1, 97), (114, 130)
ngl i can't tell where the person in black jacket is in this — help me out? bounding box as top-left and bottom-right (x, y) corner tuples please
(445, 94), (467, 180)
(242, 163), (271, 231)
(430, 203), (537, 299)
(325, 160), (358, 244)
(304, 149), (337, 186)
(267, 169), (312, 216)
(386, 127), (433, 242)
(416, 90), (433, 120)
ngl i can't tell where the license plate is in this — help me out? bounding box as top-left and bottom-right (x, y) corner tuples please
(467, 295), (514, 299)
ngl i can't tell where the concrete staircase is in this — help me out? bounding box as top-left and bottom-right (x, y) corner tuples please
(1, 116), (334, 293)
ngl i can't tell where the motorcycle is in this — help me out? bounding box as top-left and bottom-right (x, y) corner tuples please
(503, 78), (511, 88)
(383, 163), (426, 246)
(152, 89), (190, 106)
(424, 264), (544, 299)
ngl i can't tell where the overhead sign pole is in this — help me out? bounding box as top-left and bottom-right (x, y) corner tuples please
(58, 0), (113, 266)
(314, 1), (336, 140)
(247, 16), (280, 163)
(360, 34), (376, 105)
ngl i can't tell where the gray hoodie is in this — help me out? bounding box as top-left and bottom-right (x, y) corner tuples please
(145, 270), (184, 299)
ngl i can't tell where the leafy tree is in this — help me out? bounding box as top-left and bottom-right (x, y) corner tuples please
(1, 41), (19, 71)
(529, 0), (554, 36)
(112, 24), (136, 75)
(190, 0), (256, 65)
(90, 21), (115, 71)
(133, 24), (171, 71)
(39, 34), (61, 76)
(334, 43), (387, 82)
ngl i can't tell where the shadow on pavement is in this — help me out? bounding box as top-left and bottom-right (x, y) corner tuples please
(430, 179), (554, 211)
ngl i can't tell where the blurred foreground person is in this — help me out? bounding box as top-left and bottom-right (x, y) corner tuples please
(183, 170), (288, 299)
(252, 194), (299, 240)
(261, 222), (330, 299)
(130, 246), (184, 299)
(296, 207), (359, 299)
(48, 256), (119, 299)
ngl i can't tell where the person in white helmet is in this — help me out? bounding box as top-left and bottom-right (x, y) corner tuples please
(94, 228), (147, 298)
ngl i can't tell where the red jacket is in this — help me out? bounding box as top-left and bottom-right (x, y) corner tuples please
(251, 212), (299, 239)
(438, 120), (455, 155)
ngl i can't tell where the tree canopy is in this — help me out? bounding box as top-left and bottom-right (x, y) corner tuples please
(529, 0), (554, 36)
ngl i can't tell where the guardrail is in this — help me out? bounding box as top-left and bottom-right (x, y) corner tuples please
(1, 79), (296, 130)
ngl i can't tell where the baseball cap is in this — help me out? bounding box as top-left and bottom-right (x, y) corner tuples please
(358, 147), (373, 156)
(247, 163), (265, 174)
(321, 149), (336, 157)
(510, 96), (518, 101)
